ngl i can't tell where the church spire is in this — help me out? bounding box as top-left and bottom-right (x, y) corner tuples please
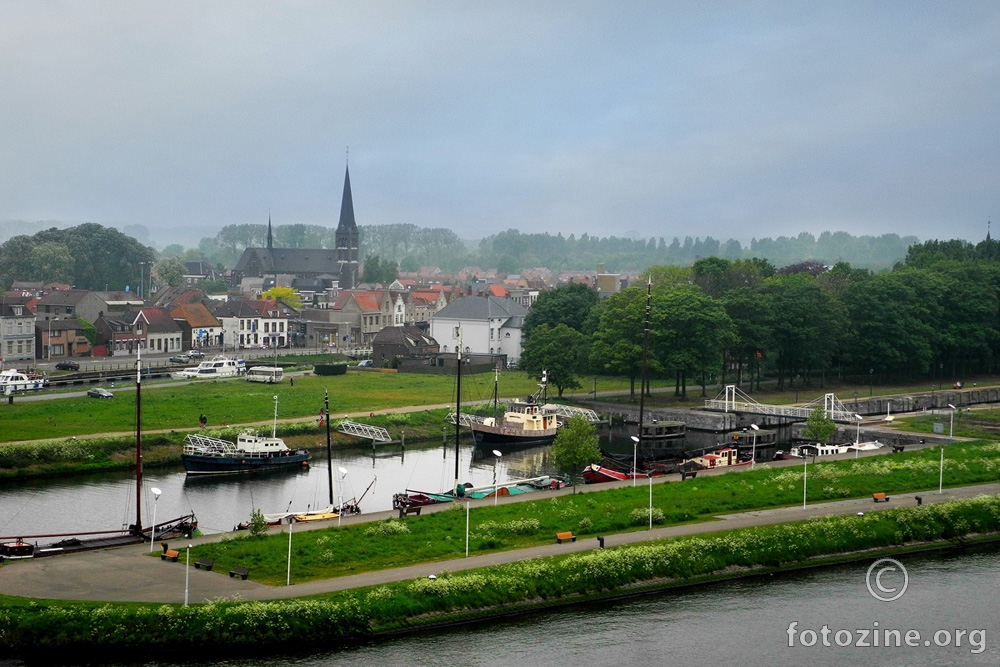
(266, 212), (273, 250)
(338, 163), (357, 231)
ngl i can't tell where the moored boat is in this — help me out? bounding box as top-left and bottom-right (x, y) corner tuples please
(582, 464), (671, 484)
(171, 355), (245, 380)
(470, 369), (560, 446)
(0, 368), (48, 394)
(393, 475), (569, 510)
(182, 395), (310, 475)
(182, 431), (310, 474)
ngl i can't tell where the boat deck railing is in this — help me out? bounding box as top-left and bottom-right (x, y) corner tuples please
(542, 404), (601, 423)
(446, 412), (486, 427)
(183, 433), (238, 455)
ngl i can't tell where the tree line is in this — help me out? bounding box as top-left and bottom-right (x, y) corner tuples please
(517, 237), (1000, 398)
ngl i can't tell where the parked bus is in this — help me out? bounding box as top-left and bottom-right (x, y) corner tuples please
(245, 366), (284, 384)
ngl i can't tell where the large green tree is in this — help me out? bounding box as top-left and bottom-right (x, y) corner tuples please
(547, 415), (602, 492)
(518, 324), (587, 397)
(522, 283), (599, 338)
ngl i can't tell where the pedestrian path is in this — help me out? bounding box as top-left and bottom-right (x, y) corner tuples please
(2, 482), (996, 605)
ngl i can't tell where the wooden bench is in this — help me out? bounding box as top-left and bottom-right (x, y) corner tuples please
(891, 445), (905, 453)
(398, 506), (422, 519)
(681, 470), (698, 481)
(556, 531), (576, 544)
(194, 558), (214, 571)
(873, 492), (890, 503)
(229, 566), (250, 580)
(161, 549), (180, 562)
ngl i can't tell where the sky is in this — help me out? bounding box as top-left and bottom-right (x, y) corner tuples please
(2, 1), (999, 249)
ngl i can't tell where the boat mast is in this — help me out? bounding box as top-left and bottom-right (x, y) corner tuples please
(492, 365), (500, 420)
(272, 394), (279, 438)
(134, 344), (142, 534)
(325, 388), (333, 505)
(636, 277), (652, 461)
(454, 331), (462, 493)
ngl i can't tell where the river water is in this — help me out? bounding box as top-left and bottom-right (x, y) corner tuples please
(0, 436), (566, 537)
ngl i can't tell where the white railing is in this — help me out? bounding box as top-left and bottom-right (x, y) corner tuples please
(704, 385), (857, 422)
(542, 404), (601, 423)
(335, 420), (392, 443)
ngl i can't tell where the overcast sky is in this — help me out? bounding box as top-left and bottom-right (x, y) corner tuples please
(2, 2), (998, 248)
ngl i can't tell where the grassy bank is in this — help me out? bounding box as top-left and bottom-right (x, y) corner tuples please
(190, 438), (1000, 583)
(3, 495), (999, 660)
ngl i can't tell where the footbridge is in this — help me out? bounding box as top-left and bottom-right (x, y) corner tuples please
(704, 385), (859, 423)
(336, 420), (392, 443)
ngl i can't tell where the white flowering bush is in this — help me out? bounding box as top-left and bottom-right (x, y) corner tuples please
(364, 520), (411, 537)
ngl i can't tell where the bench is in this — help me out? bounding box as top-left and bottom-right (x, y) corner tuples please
(161, 549), (180, 562)
(194, 558), (214, 571)
(556, 531), (576, 544)
(398, 506), (422, 519)
(873, 492), (890, 503)
(681, 470), (698, 481)
(891, 445), (905, 453)
(229, 566), (250, 580)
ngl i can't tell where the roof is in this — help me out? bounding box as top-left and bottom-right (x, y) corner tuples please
(36, 289), (91, 306)
(170, 302), (221, 328)
(487, 284), (507, 297)
(432, 295), (528, 322)
(338, 164), (357, 231)
(372, 326), (438, 349)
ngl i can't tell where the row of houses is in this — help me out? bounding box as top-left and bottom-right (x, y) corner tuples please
(0, 280), (533, 369)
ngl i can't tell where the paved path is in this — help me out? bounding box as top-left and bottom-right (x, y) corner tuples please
(3, 480), (996, 605)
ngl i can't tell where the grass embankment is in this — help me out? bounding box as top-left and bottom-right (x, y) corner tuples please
(4, 494), (1000, 660)
(191, 439), (1000, 584)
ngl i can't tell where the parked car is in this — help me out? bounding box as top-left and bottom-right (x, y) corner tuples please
(187, 350), (205, 359)
(55, 360), (80, 371)
(357, 360), (373, 367)
(169, 354), (190, 364)
(87, 388), (114, 399)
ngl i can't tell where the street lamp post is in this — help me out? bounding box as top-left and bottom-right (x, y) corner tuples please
(854, 414), (863, 457)
(149, 487), (161, 552)
(750, 424), (759, 467)
(948, 403), (956, 443)
(648, 472), (653, 529)
(184, 543), (191, 606)
(337, 466), (348, 526)
(492, 449), (502, 505)
(630, 435), (640, 486)
(803, 457), (808, 510)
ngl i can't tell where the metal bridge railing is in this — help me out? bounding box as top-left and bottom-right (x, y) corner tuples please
(335, 420), (392, 443)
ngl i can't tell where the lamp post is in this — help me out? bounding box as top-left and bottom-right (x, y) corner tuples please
(149, 487), (161, 552)
(287, 519), (293, 586)
(184, 543), (191, 606)
(492, 449), (502, 505)
(948, 403), (956, 443)
(803, 457), (808, 510)
(337, 466), (348, 526)
(630, 435), (640, 486)
(750, 424), (759, 467)
(648, 472), (653, 529)
(854, 414), (863, 457)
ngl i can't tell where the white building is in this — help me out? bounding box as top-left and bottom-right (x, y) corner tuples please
(429, 296), (527, 364)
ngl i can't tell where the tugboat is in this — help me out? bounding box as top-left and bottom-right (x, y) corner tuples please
(470, 368), (560, 446)
(181, 395), (310, 474)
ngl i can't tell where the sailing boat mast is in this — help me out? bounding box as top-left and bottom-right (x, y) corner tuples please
(272, 394), (279, 438)
(134, 345), (143, 534)
(325, 388), (333, 506)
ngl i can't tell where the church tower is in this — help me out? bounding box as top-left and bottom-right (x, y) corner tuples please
(335, 163), (360, 288)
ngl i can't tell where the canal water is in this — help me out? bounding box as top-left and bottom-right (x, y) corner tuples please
(0, 436), (564, 538)
(0, 425), (797, 538)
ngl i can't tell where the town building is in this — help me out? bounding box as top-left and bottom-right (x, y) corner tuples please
(1, 302), (36, 362)
(429, 295), (527, 365)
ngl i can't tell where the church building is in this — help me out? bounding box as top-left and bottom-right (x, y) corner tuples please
(231, 165), (361, 290)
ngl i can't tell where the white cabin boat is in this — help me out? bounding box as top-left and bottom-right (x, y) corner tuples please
(171, 356), (245, 380)
(0, 369), (49, 395)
